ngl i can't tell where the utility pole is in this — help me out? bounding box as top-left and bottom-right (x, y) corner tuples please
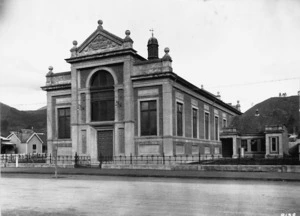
(298, 90), (300, 138)
(0, 103), (2, 153)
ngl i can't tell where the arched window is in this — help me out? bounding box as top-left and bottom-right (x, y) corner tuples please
(90, 70), (115, 121)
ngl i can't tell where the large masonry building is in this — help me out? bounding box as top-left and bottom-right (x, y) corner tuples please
(42, 20), (241, 164)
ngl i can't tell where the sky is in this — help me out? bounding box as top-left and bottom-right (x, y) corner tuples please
(0, 0), (300, 112)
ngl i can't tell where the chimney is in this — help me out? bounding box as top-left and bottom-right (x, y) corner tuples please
(216, 92), (221, 100)
(236, 100), (241, 111)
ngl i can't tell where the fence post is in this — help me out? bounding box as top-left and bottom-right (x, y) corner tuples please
(162, 152), (165, 165)
(130, 153), (132, 165)
(16, 154), (19, 167)
(198, 152), (200, 165)
(50, 153), (52, 164)
(74, 152), (78, 168)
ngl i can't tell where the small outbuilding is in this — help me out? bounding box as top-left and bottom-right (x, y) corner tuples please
(7, 129), (44, 154)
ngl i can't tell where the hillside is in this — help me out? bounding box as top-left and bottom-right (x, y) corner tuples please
(0, 102), (46, 137)
(231, 96), (299, 134)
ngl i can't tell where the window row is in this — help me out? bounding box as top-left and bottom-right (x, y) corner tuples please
(176, 101), (226, 140)
(139, 99), (227, 139)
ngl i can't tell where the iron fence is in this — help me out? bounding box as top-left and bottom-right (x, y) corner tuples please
(0, 153), (91, 167)
(99, 153), (222, 165)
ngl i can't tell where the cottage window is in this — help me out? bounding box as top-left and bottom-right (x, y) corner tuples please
(192, 108), (198, 138)
(241, 139), (248, 152)
(177, 102), (183, 136)
(58, 107), (71, 139)
(250, 139), (258, 152)
(140, 100), (157, 136)
(204, 112), (210, 140)
(32, 144), (36, 154)
(90, 71), (114, 122)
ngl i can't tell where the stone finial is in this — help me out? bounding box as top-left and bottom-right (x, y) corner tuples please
(97, 20), (103, 30)
(201, 85), (204, 89)
(216, 92), (221, 100)
(70, 40), (78, 57)
(46, 66), (54, 77)
(236, 100), (241, 111)
(162, 47), (172, 62)
(124, 30), (133, 43)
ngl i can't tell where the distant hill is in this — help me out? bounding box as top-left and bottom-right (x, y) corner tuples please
(0, 102), (46, 137)
(231, 96), (299, 134)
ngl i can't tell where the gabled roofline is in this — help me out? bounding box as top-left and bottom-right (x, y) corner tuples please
(26, 133), (44, 144)
(65, 48), (146, 64)
(131, 71), (242, 115)
(77, 28), (124, 53)
(7, 132), (21, 143)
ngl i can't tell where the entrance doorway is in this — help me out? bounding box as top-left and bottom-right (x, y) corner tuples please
(97, 130), (113, 161)
(221, 138), (233, 158)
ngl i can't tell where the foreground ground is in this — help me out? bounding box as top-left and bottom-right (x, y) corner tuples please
(2, 167), (300, 181)
(1, 174), (300, 216)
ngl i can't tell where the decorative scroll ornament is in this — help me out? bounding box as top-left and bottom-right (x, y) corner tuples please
(82, 35), (119, 53)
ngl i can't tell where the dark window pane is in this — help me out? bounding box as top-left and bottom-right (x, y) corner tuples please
(192, 108), (197, 138)
(251, 139), (258, 152)
(58, 107), (71, 139)
(90, 71), (115, 122)
(205, 113), (209, 140)
(91, 70), (114, 88)
(177, 103), (183, 136)
(140, 100), (157, 136)
(150, 111), (157, 135)
(141, 102), (148, 111)
(215, 116), (219, 140)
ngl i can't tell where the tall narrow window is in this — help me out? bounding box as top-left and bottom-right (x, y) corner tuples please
(90, 71), (115, 122)
(270, 137), (278, 152)
(204, 112), (210, 140)
(141, 100), (157, 136)
(177, 102), (183, 136)
(222, 119), (227, 128)
(58, 107), (70, 139)
(192, 108), (197, 138)
(215, 116), (219, 140)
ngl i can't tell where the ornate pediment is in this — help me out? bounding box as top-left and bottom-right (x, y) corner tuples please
(79, 34), (121, 55)
(69, 20), (134, 59)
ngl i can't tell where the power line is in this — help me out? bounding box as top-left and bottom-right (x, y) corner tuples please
(2, 76), (300, 108)
(208, 77), (300, 89)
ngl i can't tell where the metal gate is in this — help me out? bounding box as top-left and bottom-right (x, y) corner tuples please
(97, 130), (113, 162)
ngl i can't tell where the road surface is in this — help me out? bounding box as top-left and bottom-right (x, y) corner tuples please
(1, 174), (299, 216)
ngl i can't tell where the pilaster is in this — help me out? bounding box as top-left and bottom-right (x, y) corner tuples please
(162, 82), (173, 156)
(123, 56), (135, 156)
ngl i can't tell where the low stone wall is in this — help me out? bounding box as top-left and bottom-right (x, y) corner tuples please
(102, 164), (172, 170)
(104, 164), (300, 173)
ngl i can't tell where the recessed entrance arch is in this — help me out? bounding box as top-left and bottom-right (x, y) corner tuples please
(90, 70), (115, 122)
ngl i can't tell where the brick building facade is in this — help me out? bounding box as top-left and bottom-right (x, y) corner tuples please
(42, 20), (241, 165)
